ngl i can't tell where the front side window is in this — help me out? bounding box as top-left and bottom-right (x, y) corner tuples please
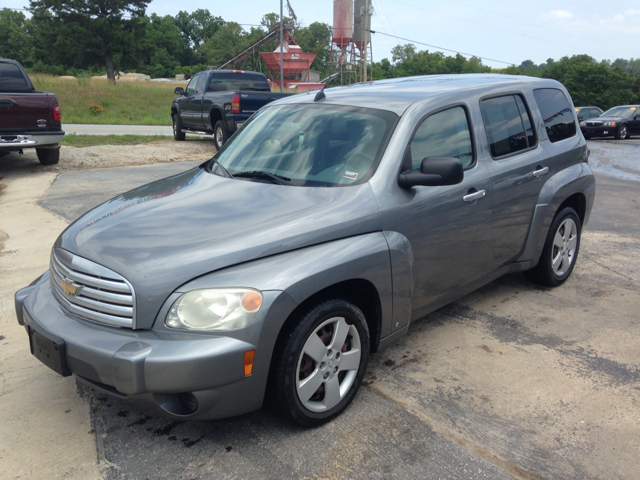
(408, 106), (474, 169)
(481, 94), (537, 158)
(185, 75), (199, 96)
(533, 88), (576, 143)
(213, 104), (398, 187)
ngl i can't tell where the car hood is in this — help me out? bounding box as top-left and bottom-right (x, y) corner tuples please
(56, 167), (382, 328)
(583, 116), (627, 122)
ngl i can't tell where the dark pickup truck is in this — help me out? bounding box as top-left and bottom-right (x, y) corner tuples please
(0, 59), (64, 165)
(171, 70), (292, 150)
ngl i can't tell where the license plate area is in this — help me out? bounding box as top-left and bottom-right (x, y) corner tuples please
(28, 325), (71, 376)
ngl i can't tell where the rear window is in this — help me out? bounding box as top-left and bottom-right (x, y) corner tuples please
(533, 88), (576, 143)
(0, 62), (32, 93)
(481, 94), (537, 158)
(207, 73), (270, 92)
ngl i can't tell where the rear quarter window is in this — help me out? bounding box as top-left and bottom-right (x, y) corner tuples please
(533, 88), (576, 143)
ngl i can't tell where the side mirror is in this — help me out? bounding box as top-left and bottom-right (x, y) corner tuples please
(398, 157), (464, 189)
(174, 87), (184, 96)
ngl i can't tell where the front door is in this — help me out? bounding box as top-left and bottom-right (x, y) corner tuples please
(382, 105), (493, 312)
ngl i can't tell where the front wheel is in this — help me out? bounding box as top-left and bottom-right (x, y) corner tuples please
(615, 124), (629, 140)
(525, 207), (581, 287)
(36, 147), (60, 165)
(271, 299), (370, 427)
(214, 121), (229, 151)
(172, 114), (185, 141)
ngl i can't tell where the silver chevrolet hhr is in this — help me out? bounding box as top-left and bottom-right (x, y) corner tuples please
(15, 74), (595, 426)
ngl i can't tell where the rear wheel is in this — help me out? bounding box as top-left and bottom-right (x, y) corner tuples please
(615, 124), (629, 140)
(525, 207), (581, 287)
(172, 113), (185, 141)
(214, 121), (229, 151)
(36, 147), (60, 165)
(271, 299), (370, 427)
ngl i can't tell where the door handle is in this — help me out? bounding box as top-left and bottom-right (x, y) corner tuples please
(463, 189), (486, 203)
(0, 99), (14, 107)
(532, 166), (549, 178)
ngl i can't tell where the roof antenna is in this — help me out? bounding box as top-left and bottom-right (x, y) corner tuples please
(314, 54), (335, 102)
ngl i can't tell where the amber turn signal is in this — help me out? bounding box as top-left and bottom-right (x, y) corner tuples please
(244, 350), (256, 376)
(241, 291), (262, 312)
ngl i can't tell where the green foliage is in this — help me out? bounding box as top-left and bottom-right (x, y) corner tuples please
(371, 44), (491, 80)
(0, 9), (34, 66)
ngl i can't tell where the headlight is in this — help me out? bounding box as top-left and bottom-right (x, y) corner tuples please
(166, 288), (263, 331)
(579, 121), (586, 126)
(603, 121), (616, 127)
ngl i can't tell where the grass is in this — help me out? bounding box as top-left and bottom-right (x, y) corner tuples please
(30, 75), (186, 126)
(61, 134), (178, 147)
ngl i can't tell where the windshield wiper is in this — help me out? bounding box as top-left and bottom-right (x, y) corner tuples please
(233, 170), (292, 185)
(207, 157), (233, 178)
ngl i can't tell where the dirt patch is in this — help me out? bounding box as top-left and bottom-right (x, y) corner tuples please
(0, 139), (216, 177)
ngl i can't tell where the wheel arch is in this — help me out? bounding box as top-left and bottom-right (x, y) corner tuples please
(209, 107), (224, 130)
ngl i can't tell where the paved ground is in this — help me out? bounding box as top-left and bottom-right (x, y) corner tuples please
(1, 138), (639, 479)
(63, 124), (174, 136)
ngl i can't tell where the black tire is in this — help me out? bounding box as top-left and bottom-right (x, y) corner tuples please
(271, 299), (370, 427)
(525, 207), (581, 287)
(172, 113), (185, 141)
(214, 121), (229, 151)
(36, 147), (60, 165)
(615, 124), (629, 140)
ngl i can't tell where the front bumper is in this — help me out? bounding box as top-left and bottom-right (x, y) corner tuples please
(580, 126), (615, 138)
(0, 131), (64, 149)
(16, 272), (296, 420)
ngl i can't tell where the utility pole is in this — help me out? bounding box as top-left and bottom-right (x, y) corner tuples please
(364, 0), (368, 82)
(280, 0), (284, 93)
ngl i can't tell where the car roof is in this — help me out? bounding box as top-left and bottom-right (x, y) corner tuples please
(277, 74), (566, 115)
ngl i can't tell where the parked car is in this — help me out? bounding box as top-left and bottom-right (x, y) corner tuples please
(171, 69), (292, 150)
(0, 58), (64, 164)
(579, 105), (640, 140)
(16, 74), (595, 427)
(574, 106), (603, 122)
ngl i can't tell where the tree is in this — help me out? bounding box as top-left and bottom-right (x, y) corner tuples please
(0, 9), (34, 66)
(295, 22), (332, 77)
(174, 9), (224, 52)
(29, 0), (150, 82)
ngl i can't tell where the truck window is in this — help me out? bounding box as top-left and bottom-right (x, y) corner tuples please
(185, 75), (199, 96)
(533, 88), (577, 143)
(0, 62), (31, 92)
(481, 94), (536, 158)
(207, 73), (270, 92)
(409, 106), (474, 169)
(195, 74), (208, 95)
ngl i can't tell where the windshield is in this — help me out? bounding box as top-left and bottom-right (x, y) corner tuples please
(212, 104), (398, 187)
(601, 106), (637, 118)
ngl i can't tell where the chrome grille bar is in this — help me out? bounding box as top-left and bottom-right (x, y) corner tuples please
(50, 248), (135, 328)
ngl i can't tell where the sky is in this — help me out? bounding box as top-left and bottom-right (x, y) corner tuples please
(5, 0), (640, 68)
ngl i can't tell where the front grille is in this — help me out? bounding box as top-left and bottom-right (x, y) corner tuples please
(585, 121), (603, 127)
(50, 248), (135, 328)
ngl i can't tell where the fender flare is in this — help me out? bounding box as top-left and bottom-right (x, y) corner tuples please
(518, 163), (596, 266)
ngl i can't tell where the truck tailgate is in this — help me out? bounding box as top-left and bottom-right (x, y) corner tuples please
(238, 91), (288, 114)
(0, 93), (54, 131)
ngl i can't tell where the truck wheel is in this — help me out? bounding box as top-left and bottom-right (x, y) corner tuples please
(525, 207), (581, 287)
(172, 114), (185, 141)
(615, 124), (628, 140)
(271, 299), (370, 427)
(214, 121), (229, 151)
(36, 147), (60, 165)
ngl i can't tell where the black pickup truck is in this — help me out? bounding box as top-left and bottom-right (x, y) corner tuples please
(0, 58), (64, 165)
(171, 70), (292, 150)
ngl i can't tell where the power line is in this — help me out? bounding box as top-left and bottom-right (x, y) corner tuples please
(370, 30), (516, 66)
(444, 0), (640, 57)
(390, 0), (635, 62)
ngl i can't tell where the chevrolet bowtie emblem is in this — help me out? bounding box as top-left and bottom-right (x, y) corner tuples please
(60, 278), (81, 296)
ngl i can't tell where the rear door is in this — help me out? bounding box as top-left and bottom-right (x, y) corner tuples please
(629, 106), (640, 134)
(482, 93), (546, 267)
